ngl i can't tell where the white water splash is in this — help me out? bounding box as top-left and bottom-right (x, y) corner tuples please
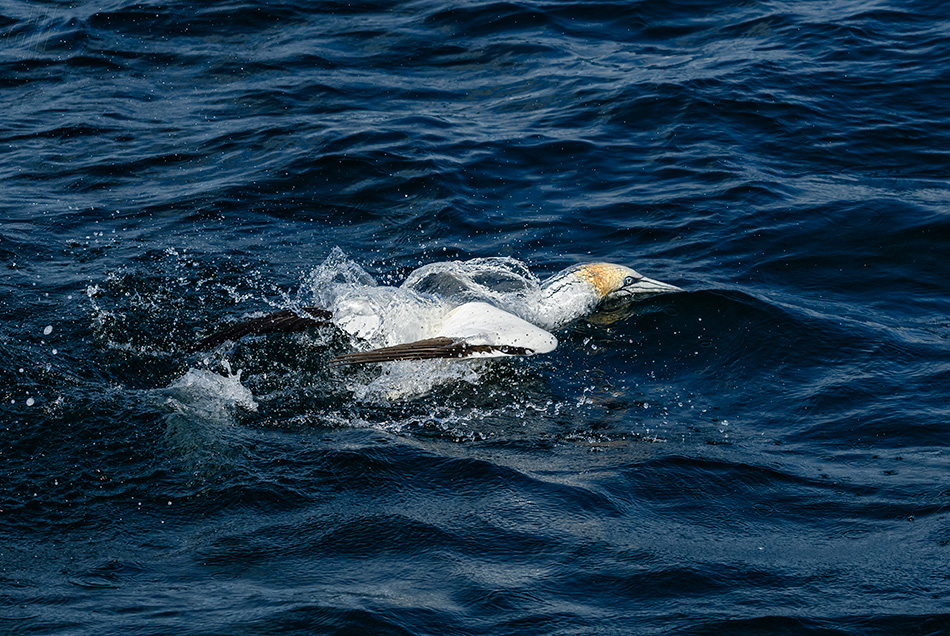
(347, 359), (483, 404)
(163, 368), (257, 422)
(158, 365), (259, 466)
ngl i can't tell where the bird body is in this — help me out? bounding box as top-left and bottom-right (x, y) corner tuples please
(190, 254), (680, 365)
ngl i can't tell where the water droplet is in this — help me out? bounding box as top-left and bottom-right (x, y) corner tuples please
(26, 397), (35, 407)
(43, 325), (53, 336)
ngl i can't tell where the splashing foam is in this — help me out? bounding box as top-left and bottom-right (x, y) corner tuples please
(157, 363), (259, 463)
(163, 366), (257, 422)
(347, 359), (483, 404)
(401, 256), (545, 324)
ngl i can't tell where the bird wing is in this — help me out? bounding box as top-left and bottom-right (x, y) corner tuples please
(328, 336), (535, 365)
(331, 301), (557, 366)
(188, 307), (332, 352)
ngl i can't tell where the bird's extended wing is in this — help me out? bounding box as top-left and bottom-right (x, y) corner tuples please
(189, 307), (332, 352)
(330, 337), (534, 366)
(330, 301), (557, 366)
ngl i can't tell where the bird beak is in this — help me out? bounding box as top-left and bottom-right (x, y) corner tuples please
(620, 275), (681, 298)
(594, 275), (681, 322)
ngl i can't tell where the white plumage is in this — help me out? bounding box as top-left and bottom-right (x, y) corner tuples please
(438, 302), (558, 354)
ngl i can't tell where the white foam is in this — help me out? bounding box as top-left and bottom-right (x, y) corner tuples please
(348, 359), (481, 404)
(165, 368), (257, 414)
(401, 256), (544, 322)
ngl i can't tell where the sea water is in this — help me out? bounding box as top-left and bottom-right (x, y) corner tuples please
(2, 1), (949, 634)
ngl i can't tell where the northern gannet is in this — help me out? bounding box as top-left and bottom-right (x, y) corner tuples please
(189, 259), (681, 365)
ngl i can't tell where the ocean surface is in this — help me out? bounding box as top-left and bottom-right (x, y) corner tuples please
(2, 1), (949, 634)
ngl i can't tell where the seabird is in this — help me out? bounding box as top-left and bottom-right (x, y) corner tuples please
(189, 260), (681, 365)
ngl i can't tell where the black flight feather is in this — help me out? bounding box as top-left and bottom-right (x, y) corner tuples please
(329, 337), (533, 366)
(189, 307), (332, 352)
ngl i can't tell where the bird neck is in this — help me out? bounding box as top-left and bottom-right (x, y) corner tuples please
(534, 273), (603, 329)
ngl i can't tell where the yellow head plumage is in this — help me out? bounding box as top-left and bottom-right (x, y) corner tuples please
(569, 263), (636, 299)
(567, 263), (682, 301)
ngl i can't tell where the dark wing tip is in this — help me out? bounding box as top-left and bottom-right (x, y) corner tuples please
(188, 307), (332, 352)
(329, 337), (534, 366)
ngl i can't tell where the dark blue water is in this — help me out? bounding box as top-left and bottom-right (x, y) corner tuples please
(3, 1), (950, 634)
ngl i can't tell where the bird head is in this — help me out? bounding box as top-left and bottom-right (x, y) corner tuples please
(536, 262), (681, 328)
(567, 263), (681, 302)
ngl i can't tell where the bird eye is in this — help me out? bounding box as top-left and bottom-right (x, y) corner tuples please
(623, 275), (638, 286)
